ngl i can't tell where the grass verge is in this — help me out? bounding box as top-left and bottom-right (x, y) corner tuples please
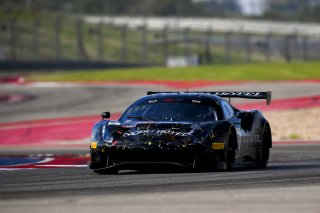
(26, 61), (320, 82)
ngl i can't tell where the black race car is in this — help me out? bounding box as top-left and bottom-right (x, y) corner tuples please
(89, 91), (272, 174)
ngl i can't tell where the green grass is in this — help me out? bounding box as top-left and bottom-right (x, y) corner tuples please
(27, 61), (320, 82)
(288, 133), (302, 140)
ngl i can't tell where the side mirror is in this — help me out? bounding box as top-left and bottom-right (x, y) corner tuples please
(101, 112), (110, 120)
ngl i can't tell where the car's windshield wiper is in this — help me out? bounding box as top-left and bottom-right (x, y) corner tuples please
(127, 115), (152, 121)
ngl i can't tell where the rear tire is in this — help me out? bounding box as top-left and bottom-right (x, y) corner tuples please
(222, 131), (236, 170)
(257, 126), (270, 168)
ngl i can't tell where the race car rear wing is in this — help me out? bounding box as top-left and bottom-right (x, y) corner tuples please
(147, 91), (272, 105)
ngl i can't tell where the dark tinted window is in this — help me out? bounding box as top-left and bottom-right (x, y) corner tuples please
(120, 102), (218, 122)
(221, 101), (234, 119)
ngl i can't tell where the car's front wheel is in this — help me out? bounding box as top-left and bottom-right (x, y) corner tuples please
(220, 130), (236, 170)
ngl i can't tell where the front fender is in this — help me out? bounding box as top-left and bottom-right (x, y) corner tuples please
(90, 120), (108, 148)
(203, 121), (234, 150)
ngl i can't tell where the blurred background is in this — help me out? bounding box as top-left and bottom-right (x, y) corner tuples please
(1, 1), (320, 212)
(0, 0), (320, 69)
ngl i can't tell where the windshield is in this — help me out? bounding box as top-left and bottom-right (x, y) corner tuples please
(120, 102), (218, 122)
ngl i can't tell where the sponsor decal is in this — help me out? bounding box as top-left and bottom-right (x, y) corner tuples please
(164, 99), (174, 102)
(90, 141), (97, 149)
(241, 135), (260, 144)
(148, 100), (158, 103)
(123, 130), (188, 137)
(108, 121), (121, 125)
(212, 142), (225, 150)
(213, 92), (261, 97)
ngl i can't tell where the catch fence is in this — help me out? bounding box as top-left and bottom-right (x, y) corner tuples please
(1, 15), (319, 68)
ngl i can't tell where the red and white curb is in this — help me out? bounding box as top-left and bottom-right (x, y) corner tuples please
(0, 154), (89, 170)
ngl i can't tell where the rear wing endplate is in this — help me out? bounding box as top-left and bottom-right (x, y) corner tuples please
(147, 91), (272, 105)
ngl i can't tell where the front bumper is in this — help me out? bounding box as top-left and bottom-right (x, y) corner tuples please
(89, 143), (223, 170)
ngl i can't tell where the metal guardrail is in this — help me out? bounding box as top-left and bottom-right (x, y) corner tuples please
(0, 61), (144, 71)
(86, 16), (320, 37)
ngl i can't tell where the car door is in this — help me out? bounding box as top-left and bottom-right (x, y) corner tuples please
(221, 100), (254, 161)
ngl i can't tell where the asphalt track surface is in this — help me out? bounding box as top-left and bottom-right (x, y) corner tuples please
(1, 81), (320, 213)
(1, 81), (320, 122)
(1, 144), (320, 213)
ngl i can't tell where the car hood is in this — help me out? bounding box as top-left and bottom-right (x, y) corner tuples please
(106, 120), (218, 148)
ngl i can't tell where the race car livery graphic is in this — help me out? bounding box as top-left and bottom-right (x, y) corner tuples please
(89, 91), (272, 174)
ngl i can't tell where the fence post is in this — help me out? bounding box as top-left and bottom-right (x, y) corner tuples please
(76, 18), (87, 61)
(173, 29), (178, 55)
(184, 28), (190, 58)
(284, 35), (291, 62)
(204, 28), (212, 64)
(245, 33), (251, 63)
(33, 17), (40, 60)
(97, 22), (104, 61)
(265, 31), (272, 62)
(121, 25), (127, 63)
(162, 26), (168, 65)
(10, 18), (16, 60)
(141, 24), (147, 64)
(293, 30), (299, 60)
(225, 31), (231, 63)
(55, 16), (61, 61)
(318, 34), (320, 60)
(302, 36), (308, 61)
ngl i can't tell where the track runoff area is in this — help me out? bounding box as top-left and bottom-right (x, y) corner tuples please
(0, 80), (320, 170)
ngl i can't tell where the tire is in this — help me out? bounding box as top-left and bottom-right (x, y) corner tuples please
(257, 126), (270, 168)
(222, 131), (236, 170)
(93, 167), (119, 175)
